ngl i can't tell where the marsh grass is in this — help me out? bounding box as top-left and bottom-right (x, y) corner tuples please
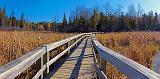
(0, 31), (73, 65)
(96, 32), (160, 79)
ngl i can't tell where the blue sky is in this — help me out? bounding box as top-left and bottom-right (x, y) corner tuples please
(0, 0), (160, 22)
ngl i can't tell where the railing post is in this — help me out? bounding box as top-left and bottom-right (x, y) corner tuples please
(75, 38), (77, 47)
(46, 51), (49, 73)
(67, 41), (71, 54)
(44, 53), (49, 74)
(38, 46), (50, 78)
(40, 56), (43, 79)
(42, 46), (50, 74)
(100, 57), (106, 74)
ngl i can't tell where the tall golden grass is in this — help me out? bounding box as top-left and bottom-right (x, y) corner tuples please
(96, 32), (160, 79)
(0, 31), (73, 66)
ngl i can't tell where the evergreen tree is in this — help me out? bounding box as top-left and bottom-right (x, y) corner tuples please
(63, 13), (67, 27)
(19, 13), (25, 29)
(90, 9), (100, 31)
(9, 11), (16, 27)
(0, 7), (6, 28)
(98, 12), (105, 31)
(148, 11), (154, 30)
(69, 16), (72, 26)
(154, 12), (159, 30)
(74, 15), (78, 27)
(62, 13), (67, 32)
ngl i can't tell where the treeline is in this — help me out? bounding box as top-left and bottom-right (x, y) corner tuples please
(63, 3), (160, 32)
(0, 3), (160, 32)
(0, 7), (54, 31)
(0, 8), (25, 30)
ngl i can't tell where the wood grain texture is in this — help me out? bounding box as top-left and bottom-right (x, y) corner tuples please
(33, 36), (86, 79)
(92, 37), (160, 79)
(0, 33), (90, 79)
(47, 38), (95, 79)
(1, 32), (159, 79)
(0, 47), (46, 79)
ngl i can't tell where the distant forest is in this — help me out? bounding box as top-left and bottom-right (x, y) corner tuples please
(0, 3), (160, 32)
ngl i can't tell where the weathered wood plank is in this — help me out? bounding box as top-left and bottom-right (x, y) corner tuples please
(0, 33), (90, 79)
(33, 63), (47, 79)
(48, 38), (95, 79)
(47, 36), (85, 66)
(93, 64), (108, 79)
(0, 47), (46, 79)
(91, 41), (108, 79)
(33, 36), (86, 79)
(43, 33), (90, 52)
(92, 37), (160, 79)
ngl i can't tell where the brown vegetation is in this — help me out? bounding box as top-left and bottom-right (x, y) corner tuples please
(96, 32), (160, 79)
(0, 31), (73, 66)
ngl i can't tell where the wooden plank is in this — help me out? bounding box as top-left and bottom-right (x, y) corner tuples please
(42, 46), (50, 74)
(43, 33), (91, 52)
(32, 64), (47, 79)
(99, 56), (106, 74)
(94, 64), (108, 79)
(0, 33), (91, 79)
(0, 47), (46, 79)
(48, 38), (95, 79)
(47, 36), (85, 66)
(32, 36), (86, 79)
(92, 37), (160, 79)
(92, 42), (108, 79)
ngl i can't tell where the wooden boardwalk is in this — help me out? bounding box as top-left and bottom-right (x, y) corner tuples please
(46, 37), (95, 79)
(1, 33), (160, 79)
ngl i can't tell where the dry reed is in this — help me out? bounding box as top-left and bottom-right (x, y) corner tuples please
(96, 32), (160, 79)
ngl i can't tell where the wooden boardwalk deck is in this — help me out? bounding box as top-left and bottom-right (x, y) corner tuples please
(46, 37), (95, 79)
(1, 33), (160, 79)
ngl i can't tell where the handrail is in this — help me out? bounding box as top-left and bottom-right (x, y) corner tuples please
(32, 35), (86, 79)
(0, 33), (91, 79)
(92, 37), (160, 79)
(91, 41), (108, 79)
(1, 32), (159, 79)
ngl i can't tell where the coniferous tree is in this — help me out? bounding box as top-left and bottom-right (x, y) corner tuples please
(0, 3), (160, 32)
(9, 11), (16, 27)
(90, 9), (100, 31)
(19, 13), (25, 29)
(74, 15), (78, 27)
(148, 11), (154, 30)
(154, 12), (159, 30)
(69, 16), (72, 26)
(63, 13), (67, 27)
(0, 7), (7, 28)
(62, 13), (67, 32)
(98, 12), (105, 32)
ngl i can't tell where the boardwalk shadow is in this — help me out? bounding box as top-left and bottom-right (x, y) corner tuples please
(45, 41), (81, 79)
(66, 54), (93, 61)
(45, 39), (88, 79)
(69, 39), (88, 79)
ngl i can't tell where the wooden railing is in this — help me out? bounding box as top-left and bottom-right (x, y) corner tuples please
(0, 33), (91, 79)
(1, 33), (160, 79)
(91, 34), (160, 79)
